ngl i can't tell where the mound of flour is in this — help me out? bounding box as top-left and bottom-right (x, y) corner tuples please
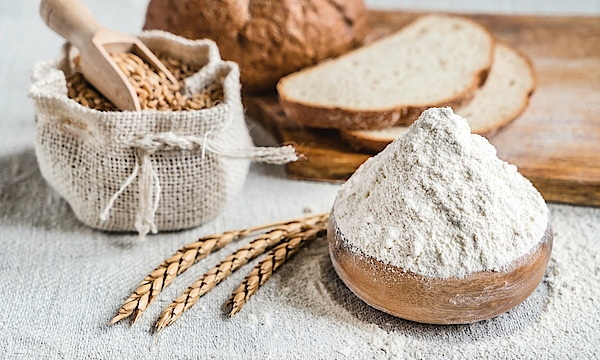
(334, 107), (549, 278)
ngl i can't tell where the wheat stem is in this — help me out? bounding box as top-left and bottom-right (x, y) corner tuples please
(226, 225), (327, 317)
(111, 213), (328, 325)
(155, 214), (329, 330)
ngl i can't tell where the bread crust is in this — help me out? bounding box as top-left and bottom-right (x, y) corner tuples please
(470, 42), (537, 136)
(279, 80), (481, 130)
(340, 129), (396, 153)
(342, 42), (537, 152)
(144, 0), (369, 92)
(277, 15), (495, 131)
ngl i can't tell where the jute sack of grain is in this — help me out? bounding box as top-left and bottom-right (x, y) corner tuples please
(28, 31), (297, 239)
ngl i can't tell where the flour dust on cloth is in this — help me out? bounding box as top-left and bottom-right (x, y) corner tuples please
(28, 31), (297, 239)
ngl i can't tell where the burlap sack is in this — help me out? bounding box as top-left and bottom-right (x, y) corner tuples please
(28, 31), (297, 239)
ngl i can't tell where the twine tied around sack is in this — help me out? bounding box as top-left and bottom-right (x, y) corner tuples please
(99, 132), (298, 240)
(31, 34), (287, 233)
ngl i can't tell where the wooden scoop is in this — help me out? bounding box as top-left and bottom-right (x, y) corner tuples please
(40, 0), (178, 111)
(328, 212), (553, 324)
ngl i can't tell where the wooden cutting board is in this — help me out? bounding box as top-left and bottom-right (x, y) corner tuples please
(244, 11), (600, 207)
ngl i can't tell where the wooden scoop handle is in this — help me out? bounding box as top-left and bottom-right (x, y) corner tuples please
(40, 0), (101, 50)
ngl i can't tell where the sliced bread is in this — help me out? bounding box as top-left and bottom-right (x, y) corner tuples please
(342, 43), (536, 152)
(277, 15), (494, 131)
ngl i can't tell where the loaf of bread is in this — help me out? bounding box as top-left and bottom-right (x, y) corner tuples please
(277, 15), (494, 131)
(143, 0), (369, 92)
(342, 43), (536, 152)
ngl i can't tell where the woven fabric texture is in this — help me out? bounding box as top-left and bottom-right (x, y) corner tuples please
(27, 32), (295, 237)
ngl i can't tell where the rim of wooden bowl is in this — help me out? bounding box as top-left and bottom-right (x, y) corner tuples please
(328, 213), (553, 324)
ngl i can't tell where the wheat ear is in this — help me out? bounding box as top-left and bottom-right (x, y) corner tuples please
(111, 213), (327, 325)
(226, 225), (327, 317)
(155, 213), (329, 331)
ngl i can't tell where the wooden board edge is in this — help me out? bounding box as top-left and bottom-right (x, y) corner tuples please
(527, 175), (600, 207)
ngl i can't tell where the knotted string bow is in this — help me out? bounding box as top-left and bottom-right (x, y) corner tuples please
(99, 131), (298, 240)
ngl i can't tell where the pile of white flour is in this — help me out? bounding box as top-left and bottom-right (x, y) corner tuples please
(334, 108), (549, 278)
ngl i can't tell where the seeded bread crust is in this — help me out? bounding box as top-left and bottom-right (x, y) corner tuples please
(277, 15), (494, 131)
(144, 0), (369, 92)
(342, 43), (537, 152)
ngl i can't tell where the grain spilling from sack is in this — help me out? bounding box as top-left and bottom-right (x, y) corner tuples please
(66, 53), (223, 111)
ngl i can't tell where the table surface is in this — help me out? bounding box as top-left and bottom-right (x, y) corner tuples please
(1, 1), (599, 359)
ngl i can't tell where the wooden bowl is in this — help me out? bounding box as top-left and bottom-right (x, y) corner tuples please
(328, 213), (553, 324)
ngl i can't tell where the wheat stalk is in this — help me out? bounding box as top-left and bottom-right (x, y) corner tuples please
(110, 230), (241, 325)
(111, 213), (328, 325)
(225, 225), (327, 317)
(155, 213), (329, 331)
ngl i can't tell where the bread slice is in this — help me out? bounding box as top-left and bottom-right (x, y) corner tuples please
(277, 15), (494, 131)
(342, 43), (536, 152)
